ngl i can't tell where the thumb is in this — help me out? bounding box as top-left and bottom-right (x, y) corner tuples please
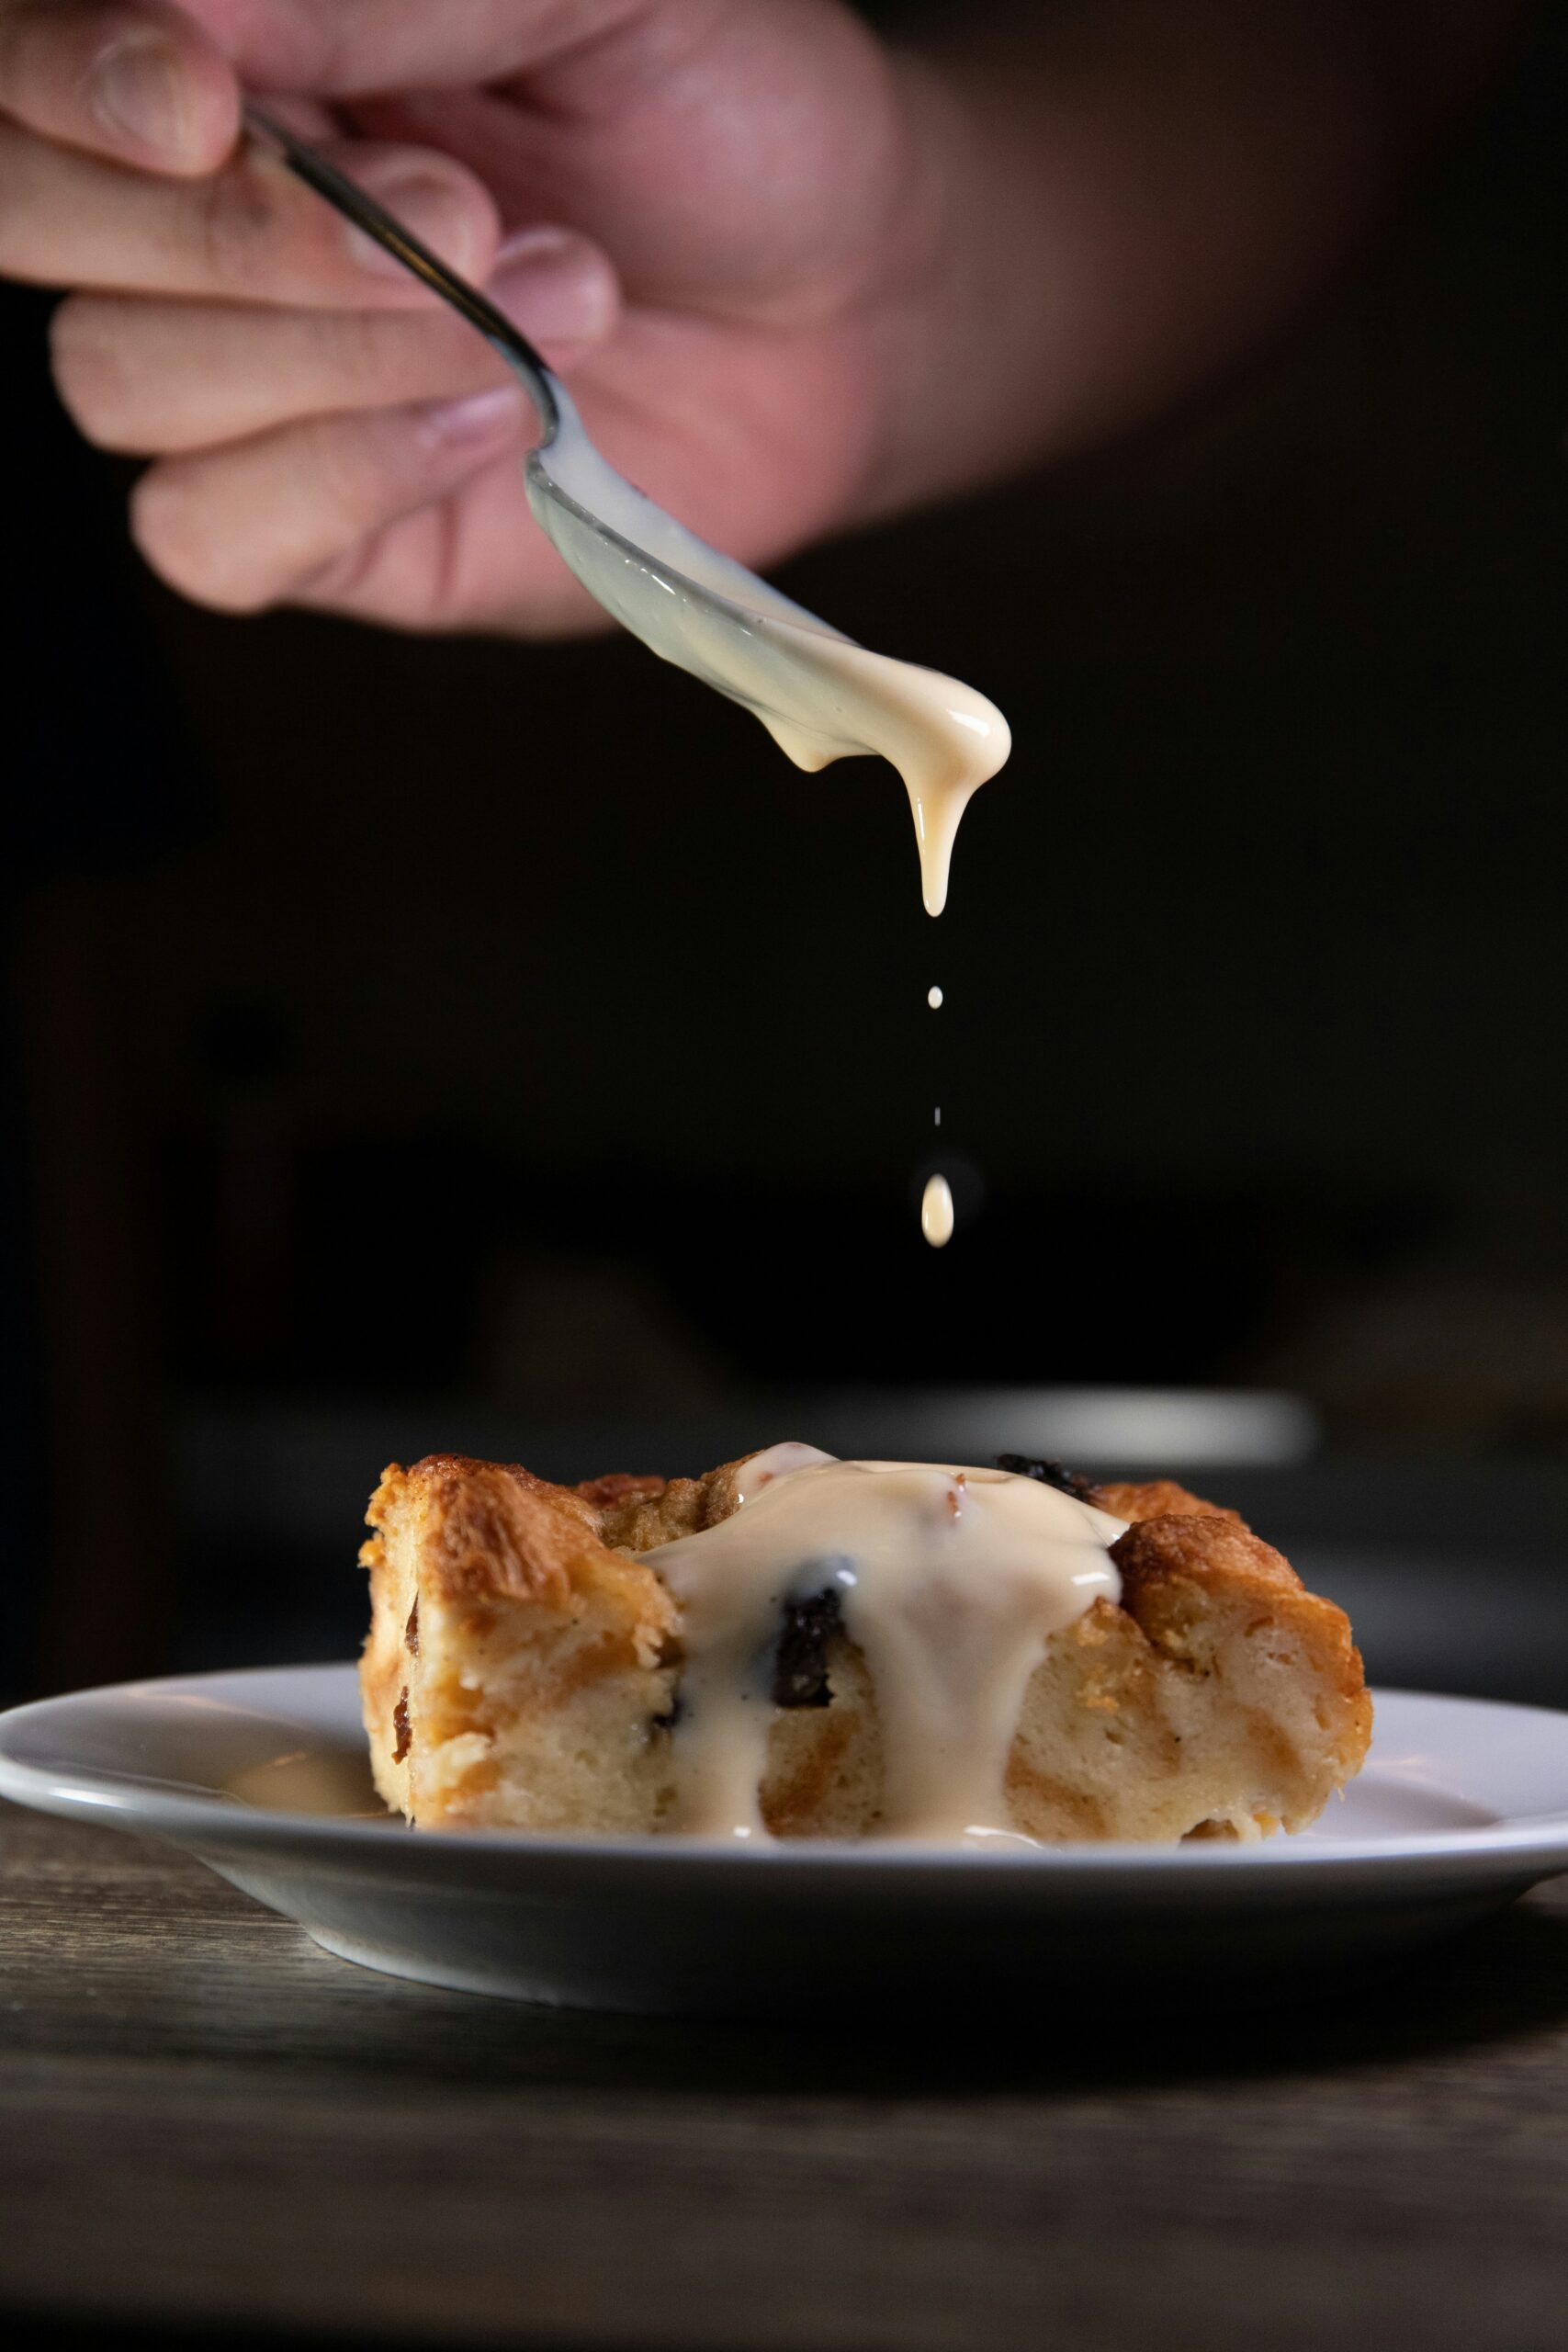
(0, 0), (238, 175)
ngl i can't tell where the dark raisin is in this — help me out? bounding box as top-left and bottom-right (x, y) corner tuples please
(404, 1600), (419, 1656)
(997, 1453), (1096, 1501)
(392, 1687), (412, 1762)
(773, 1588), (842, 1709)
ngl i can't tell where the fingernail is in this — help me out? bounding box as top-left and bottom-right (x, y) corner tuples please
(347, 170), (485, 279)
(489, 229), (617, 351)
(91, 31), (198, 165)
(414, 384), (527, 453)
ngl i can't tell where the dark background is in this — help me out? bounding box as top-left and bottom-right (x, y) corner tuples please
(5, 0), (1568, 1704)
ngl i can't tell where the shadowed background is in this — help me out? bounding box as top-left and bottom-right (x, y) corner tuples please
(4, 1), (1567, 1702)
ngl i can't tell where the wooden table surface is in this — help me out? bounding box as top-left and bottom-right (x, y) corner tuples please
(5, 1799), (1568, 2352)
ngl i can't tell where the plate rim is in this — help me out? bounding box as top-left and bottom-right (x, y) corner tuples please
(3, 1662), (1568, 1882)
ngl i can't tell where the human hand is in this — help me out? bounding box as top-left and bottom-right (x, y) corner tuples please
(0, 0), (937, 634)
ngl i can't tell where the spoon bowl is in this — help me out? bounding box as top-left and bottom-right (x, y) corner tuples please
(244, 107), (1010, 912)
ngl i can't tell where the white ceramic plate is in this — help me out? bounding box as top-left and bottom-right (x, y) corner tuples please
(3, 1666), (1566, 2015)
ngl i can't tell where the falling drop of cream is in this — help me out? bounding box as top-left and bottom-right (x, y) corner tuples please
(927, 986), (943, 1010)
(921, 1173), (954, 1249)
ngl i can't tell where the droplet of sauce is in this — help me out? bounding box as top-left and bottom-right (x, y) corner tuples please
(920, 1173), (954, 1249)
(927, 985), (943, 1010)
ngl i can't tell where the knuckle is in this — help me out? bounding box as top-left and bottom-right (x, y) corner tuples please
(304, 410), (392, 527)
(335, 305), (406, 400)
(341, 308), (481, 408)
(193, 145), (307, 290)
(193, 152), (273, 283)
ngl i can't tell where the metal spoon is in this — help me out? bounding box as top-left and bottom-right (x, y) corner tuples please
(244, 107), (1010, 914)
(245, 106), (561, 433)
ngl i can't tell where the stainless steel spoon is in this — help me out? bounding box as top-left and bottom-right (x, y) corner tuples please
(244, 106), (1010, 914)
(245, 105), (561, 432)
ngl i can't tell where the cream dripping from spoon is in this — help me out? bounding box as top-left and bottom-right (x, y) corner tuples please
(526, 386), (1010, 915)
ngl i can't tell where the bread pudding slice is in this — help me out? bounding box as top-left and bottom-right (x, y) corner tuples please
(360, 1450), (1371, 1843)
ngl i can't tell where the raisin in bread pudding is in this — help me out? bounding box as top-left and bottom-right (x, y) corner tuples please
(360, 1444), (1371, 1844)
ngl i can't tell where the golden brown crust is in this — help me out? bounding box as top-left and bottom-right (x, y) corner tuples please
(1089, 1478), (1245, 1527)
(370, 1461), (1243, 1619)
(365, 1454), (677, 1653)
(362, 1449), (764, 1675)
(391, 1455), (597, 1607)
(1111, 1511), (1371, 1739)
(1114, 1511), (1303, 1600)
(574, 1471), (667, 1513)
(582, 1455), (753, 1553)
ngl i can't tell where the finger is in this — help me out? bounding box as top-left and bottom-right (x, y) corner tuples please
(51, 228), (619, 452)
(130, 380), (529, 612)
(291, 455), (603, 638)
(184, 0), (645, 99)
(0, 120), (500, 303)
(0, 0), (236, 175)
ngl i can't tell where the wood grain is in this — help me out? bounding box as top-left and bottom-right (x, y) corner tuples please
(4, 1800), (1568, 2349)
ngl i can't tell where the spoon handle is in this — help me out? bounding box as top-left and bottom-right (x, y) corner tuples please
(243, 104), (559, 439)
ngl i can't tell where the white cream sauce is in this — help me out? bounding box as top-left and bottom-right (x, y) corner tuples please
(730, 1440), (837, 1505)
(646, 1450), (1124, 1844)
(526, 386), (1010, 915)
(920, 1172), (954, 1249)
